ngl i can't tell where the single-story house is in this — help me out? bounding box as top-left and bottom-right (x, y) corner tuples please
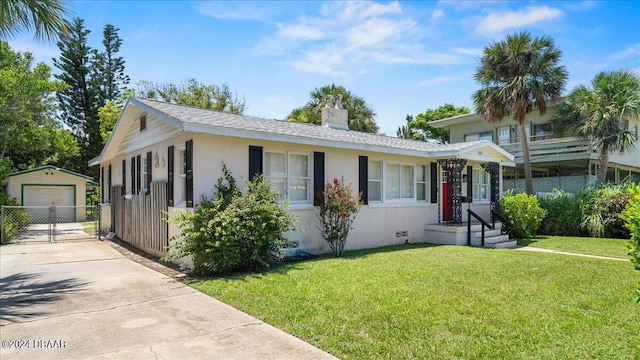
(4, 165), (97, 222)
(90, 97), (515, 258)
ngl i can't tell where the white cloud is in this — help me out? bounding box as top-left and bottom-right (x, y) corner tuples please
(371, 52), (463, 66)
(345, 17), (416, 48)
(338, 1), (402, 22)
(290, 48), (346, 76)
(277, 23), (326, 41)
(608, 43), (640, 62)
(430, 9), (445, 21)
(452, 47), (482, 56)
(564, 1), (598, 11)
(7, 39), (59, 63)
(254, 1), (440, 77)
(475, 6), (564, 35)
(416, 76), (457, 87)
(195, 2), (271, 21)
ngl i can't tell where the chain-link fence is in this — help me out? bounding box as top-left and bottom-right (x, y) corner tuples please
(1, 205), (100, 243)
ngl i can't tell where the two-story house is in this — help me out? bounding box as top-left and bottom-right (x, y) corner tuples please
(430, 106), (640, 194)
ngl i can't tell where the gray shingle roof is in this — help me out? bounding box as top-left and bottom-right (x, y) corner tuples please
(134, 97), (487, 155)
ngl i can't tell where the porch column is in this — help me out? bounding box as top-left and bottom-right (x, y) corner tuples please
(482, 162), (500, 223)
(437, 158), (467, 225)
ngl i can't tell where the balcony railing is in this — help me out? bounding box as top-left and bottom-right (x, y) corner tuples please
(497, 136), (597, 162)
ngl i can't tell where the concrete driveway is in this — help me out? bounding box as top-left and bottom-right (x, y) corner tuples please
(0, 238), (337, 359)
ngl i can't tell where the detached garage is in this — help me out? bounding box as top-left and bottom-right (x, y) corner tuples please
(5, 166), (97, 223)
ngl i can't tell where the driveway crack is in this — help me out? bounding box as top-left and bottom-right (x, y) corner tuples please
(3, 291), (194, 325)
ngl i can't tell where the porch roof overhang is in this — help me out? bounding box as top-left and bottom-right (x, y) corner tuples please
(426, 141), (515, 166)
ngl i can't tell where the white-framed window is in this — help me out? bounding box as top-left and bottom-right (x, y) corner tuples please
(465, 132), (492, 142)
(473, 168), (490, 201)
(141, 155), (148, 193)
(385, 162), (414, 201)
(368, 161), (429, 203)
(178, 148), (186, 203)
(264, 151), (310, 203)
(368, 160), (382, 202)
(288, 153), (310, 202)
(498, 127), (510, 145)
(416, 165), (427, 201)
(533, 123), (552, 141)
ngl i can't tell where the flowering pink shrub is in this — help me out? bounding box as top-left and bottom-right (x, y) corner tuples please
(317, 177), (361, 257)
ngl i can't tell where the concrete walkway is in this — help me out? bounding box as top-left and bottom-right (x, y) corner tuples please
(513, 245), (629, 262)
(0, 238), (337, 360)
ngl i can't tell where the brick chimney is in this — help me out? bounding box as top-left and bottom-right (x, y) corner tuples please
(321, 94), (349, 130)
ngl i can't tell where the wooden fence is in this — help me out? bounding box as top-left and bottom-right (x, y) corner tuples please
(111, 182), (168, 254)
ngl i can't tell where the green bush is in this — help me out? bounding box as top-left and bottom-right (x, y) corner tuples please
(619, 184), (640, 302)
(580, 184), (632, 238)
(500, 190), (546, 239)
(317, 177), (361, 257)
(538, 189), (585, 236)
(1, 195), (31, 243)
(166, 165), (299, 275)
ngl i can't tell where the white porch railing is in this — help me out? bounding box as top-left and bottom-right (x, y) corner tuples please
(499, 136), (596, 162)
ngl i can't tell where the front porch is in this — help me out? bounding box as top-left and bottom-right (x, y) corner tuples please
(424, 221), (516, 248)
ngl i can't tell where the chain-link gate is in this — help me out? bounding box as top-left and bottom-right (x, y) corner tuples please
(1, 205), (101, 243)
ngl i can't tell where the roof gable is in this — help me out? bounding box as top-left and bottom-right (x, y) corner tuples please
(7, 165), (95, 182)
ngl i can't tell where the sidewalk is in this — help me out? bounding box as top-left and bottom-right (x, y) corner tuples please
(513, 246), (629, 262)
(0, 238), (337, 359)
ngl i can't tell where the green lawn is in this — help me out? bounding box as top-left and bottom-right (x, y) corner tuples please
(192, 244), (639, 359)
(518, 235), (630, 259)
(80, 221), (96, 234)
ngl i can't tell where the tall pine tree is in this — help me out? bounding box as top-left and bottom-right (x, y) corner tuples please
(53, 17), (98, 175)
(53, 19), (129, 176)
(92, 24), (129, 104)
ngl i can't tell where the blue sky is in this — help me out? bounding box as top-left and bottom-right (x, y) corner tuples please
(8, 1), (640, 135)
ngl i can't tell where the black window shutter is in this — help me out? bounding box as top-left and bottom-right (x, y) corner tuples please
(122, 160), (126, 195)
(313, 152), (325, 206)
(107, 165), (112, 202)
(430, 162), (438, 203)
(167, 146), (174, 206)
(358, 155), (368, 205)
(185, 140), (194, 208)
(146, 151), (152, 195)
(248, 145), (263, 181)
(467, 165), (473, 202)
(136, 154), (141, 194)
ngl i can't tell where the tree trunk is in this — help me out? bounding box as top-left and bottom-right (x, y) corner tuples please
(0, 124), (9, 162)
(517, 122), (534, 194)
(597, 154), (609, 183)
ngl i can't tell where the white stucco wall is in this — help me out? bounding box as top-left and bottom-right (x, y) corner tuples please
(100, 129), (497, 255)
(187, 134), (494, 254)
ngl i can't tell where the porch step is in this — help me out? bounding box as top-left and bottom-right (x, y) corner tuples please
(482, 234), (510, 244)
(424, 222), (513, 248)
(468, 222), (502, 233)
(474, 229), (502, 238)
(484, 239), (518, 248)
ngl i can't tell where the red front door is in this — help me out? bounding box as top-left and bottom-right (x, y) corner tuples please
(442, 181), (452, 221)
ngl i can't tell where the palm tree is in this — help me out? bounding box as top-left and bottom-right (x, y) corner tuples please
(0, 0), (71, 42)
(287, 84), (379, 133)
(472, 32), (568, 194)
(552, 69), (640, 183)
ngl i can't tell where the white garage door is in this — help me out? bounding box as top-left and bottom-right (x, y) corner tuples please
(23, 186), (75, 223)
(23, 185), (74, 207)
